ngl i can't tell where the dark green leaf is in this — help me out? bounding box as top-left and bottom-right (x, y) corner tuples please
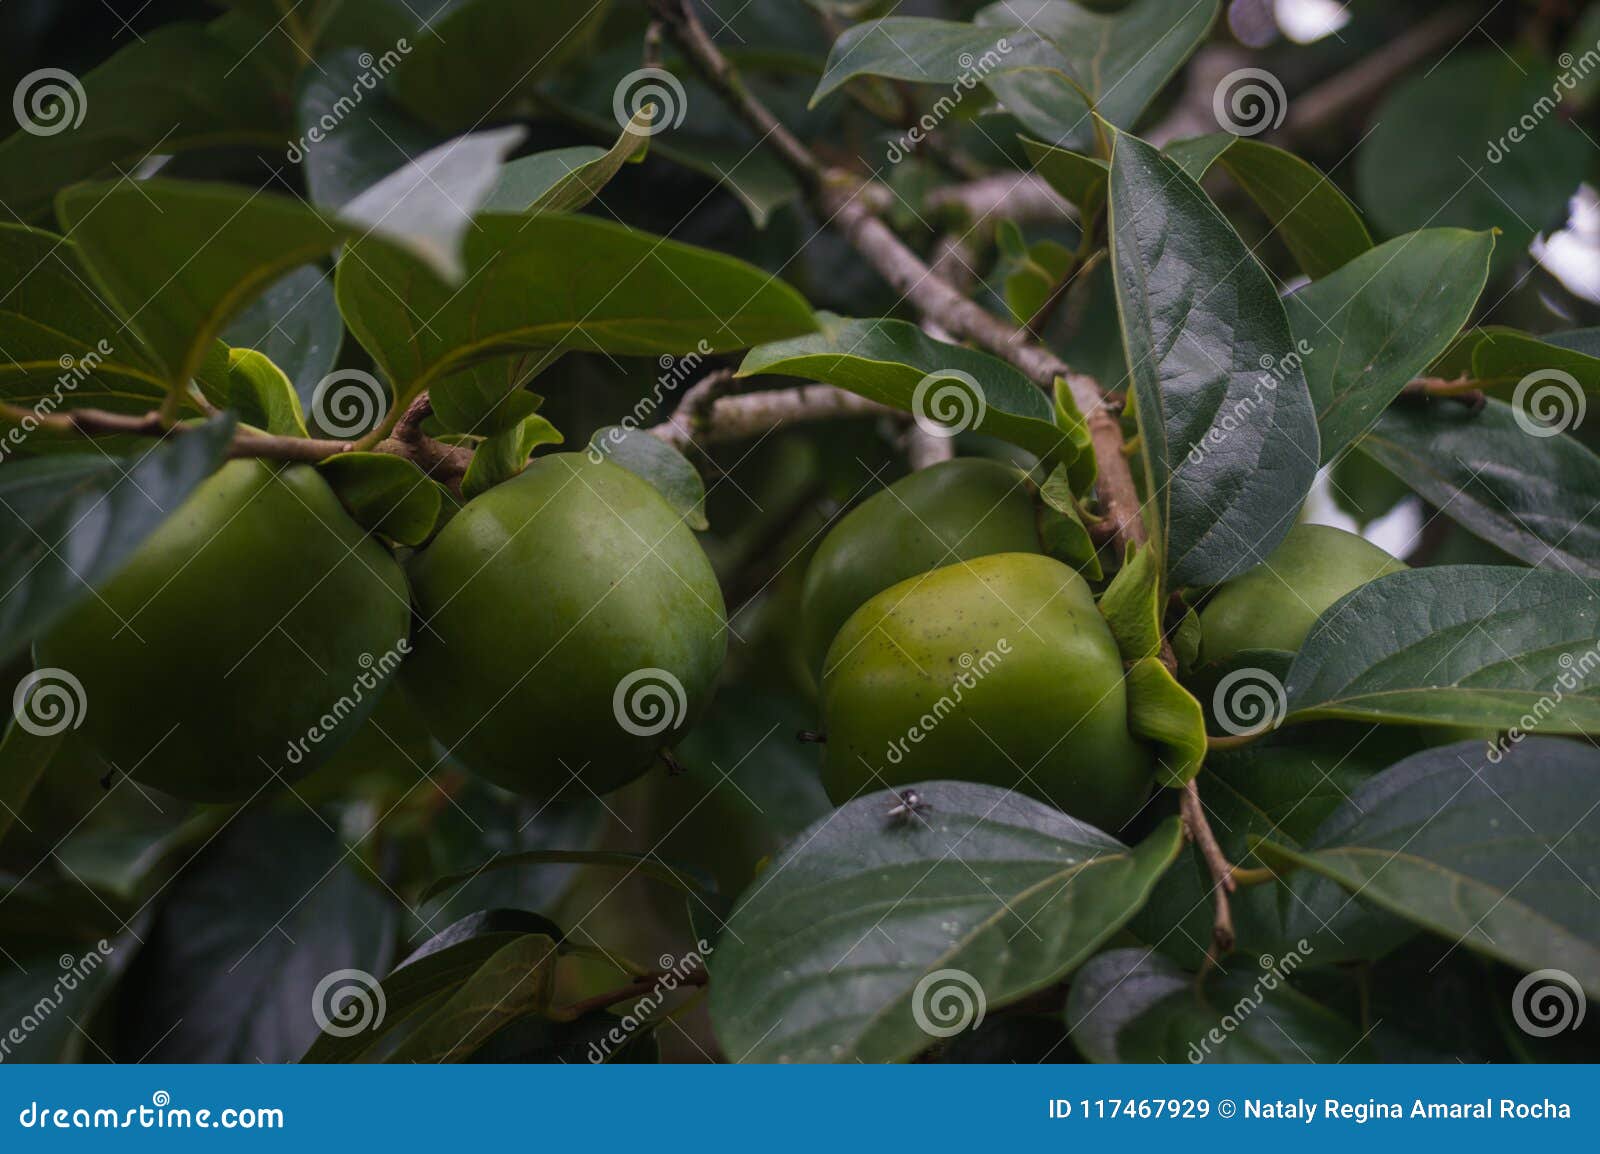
(1288, 229), (1494, 462)
(421, 850), (718, 909)
(1469, 327), (1600, 393)
(117, 811), (396, 1062)
(709, 782), (1183, 1063)
(0, 718), (64, 849)
(318, 452), (443, 544)
(1356, 52), (1587, 271)
(0, 413), (236, 663)
(1067, 947), (1367, 1062)
(1255, 738), (1600, 997)
(339, 214), (816, 412)
(1284, 565), (1600, 731)
(0, 937), (134, 1061)
(1108, 133), (1319, 586)
(383, 934), (558, 1062)
(0, 21), (288, 219)
(810, 18), (1067, 107)
(1361, 399), (1600, 577)
(1019, 138), (1107, 218)
(220, 265), (344, 410)
(1213, 138), (1373, 279)
(739, 314), (1071, 463)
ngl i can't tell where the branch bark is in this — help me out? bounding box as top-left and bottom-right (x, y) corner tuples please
(649, 380), (892, 451)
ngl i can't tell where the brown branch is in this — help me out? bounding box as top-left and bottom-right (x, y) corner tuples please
(925, 174), (1074, 226)
(1180, 779), (1236, 968)
(650, 380), (891, 451)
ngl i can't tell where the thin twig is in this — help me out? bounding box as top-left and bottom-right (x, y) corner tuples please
(1180, 779), (1236, 969)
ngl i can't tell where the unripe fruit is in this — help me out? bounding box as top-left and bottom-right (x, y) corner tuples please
(801, 458), (1042, 675)
(35, 460), (411, 802)
(1199, 523), (1405, 665)
(403, 453), (726, 800)
(821, 552), (1153, 831)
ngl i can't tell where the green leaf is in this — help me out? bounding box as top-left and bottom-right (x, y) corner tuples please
(384, 933), (559, 1062)
(296, 46), (445, 212)
(428, 360), (545, 437)
(461, 416), (564, 500)
(0, 717), (64, 850)
(1212, 137), (1373, 280)
(220, 265), (344, 410)
(301, 908), (561, 1063)
(1283, 565), (1600, 731)
(390, 0), (609, 130)
(1036, 487), (1102, 579)
(1469, 327), (1600, 393)
(219, 348), (309, 436)
(116, 811), (396, 1062)
(810, 18), (1069, 107)
(739, 314), (1071, 463)
(588, 426), (710, 531)
(0, 938), (134, 1062)
(1125, 658), (1206, 787)
(1360, 399), (1600, 577)
(339, 126), (527, 281)
(0, 413), (236, 663)
(1097, 543), (1162, 661)
(1019, 138), (1107, 218)
(483, 109), (652, 214)
(1108, 133), (1319, 586)
(318, 452), (443, 544)
(0, 225), (168, 415)
(339, 213), (816, 412)
(1356, 52), (1587, 271)
(974, 0), (1219, 152)
(1288, 229), (1494, 462)
(0, 20), (288, 219)
(421, 850), (719, 909)
(1254, 737), (1600, 997)
(1067, 947), (1367, 1062)
(709, 782), (1183, 1063)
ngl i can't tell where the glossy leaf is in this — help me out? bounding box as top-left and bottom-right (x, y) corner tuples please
(1019, 138), (1107, 218)
(1287, 229), (1494, 462)
(0, 20), (288, 219)
(461, 416), (564, 500)
(1108, 133), (1319, 586)
(0, 413), (236, 662)
(318, 452), (443, 545)
(1067, 948), (1367, 1062)
(384, 934), (559, 1062)
(1469, 327), (1600, 393)
(1361, 399), (1600, 577)
(339, 213), (816, 411)
(482, 109), (652, 214)
(219, 348), (309, 437)
(739, 314), (1071, 464)
(709, 782), (1184, 1063)
(220, 265), (344, 410)
(1356, 52), (1587, 270)
(1256, 738), (1600, 997)
(974, 0), (1219, 152)
(1212, 137), (1373, 279)
(1284, 565), (1600, 731)
(588, 426), (709, 531)
(810, 18), (1067, 106)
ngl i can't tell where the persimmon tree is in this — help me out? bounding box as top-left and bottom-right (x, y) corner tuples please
(1, 0), (1598, 1064)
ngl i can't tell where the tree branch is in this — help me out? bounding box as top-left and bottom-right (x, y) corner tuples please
(1180, 779), (1236, 968)
(650, 379), (892, 451)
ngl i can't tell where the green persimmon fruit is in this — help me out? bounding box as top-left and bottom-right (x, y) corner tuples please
(802, 457), (1042, 675)
(403, 453), (726, 800)
(820, 552), (1153, 831)
(35, 460), (411, 802)
(1199, 523), (1406, 665)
